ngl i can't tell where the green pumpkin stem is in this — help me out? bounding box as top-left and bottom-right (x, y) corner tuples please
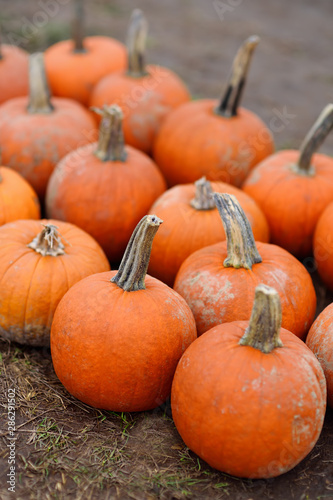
(190, 177), (216, 210)
(126, 9), (148, 77)
(240, 284), (283, 353)
(111, 215), (163, 292)
(295, 104), (333, 175)
(72, 0), (86, 53)
(27, 53), (54, 114)
(214, 193), (262, 269)
(92, 104), (128, 162)
(28, 224), (66, 257)
(215, 36), (260, 118)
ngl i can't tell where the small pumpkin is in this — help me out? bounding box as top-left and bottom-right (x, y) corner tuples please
(313, 201), (333, 291)
(50, 215), (197, 412)
(46, 104), (166, 262)
(0, 43), (28, 104)
(243, 104), (333, 257)
(153, 36), (274, 187)
(0, 53), (96, 200)
(90, 9), (190, 154)
(174, 193), (316, 338)
(0, 220), (110, 346)
(171, 284), (326, 478)
(44, 0), (126, 106)
(0, 166), (40, 224)
(148, 177), (269, 287)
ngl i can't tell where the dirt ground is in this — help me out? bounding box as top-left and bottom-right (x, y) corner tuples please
(1, 0), (333, 499)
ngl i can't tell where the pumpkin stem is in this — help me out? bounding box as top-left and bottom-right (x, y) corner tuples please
(239, 284), (283, 353)
(126, 9), (148, 77)
(0, 24), (3, 60)
(190, 177), (216, 210)
(215, 36), (260, 118)
(295, 104), (333, 175)
(72, 0), (86, 53)
(27, 53), (54, 114)
(111, 215), (163, 291)
(214, 193), (262, 269)
(92, 104), (128, 162)
(27, 224), (66, 257)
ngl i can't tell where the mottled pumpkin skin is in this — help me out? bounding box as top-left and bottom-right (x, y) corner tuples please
(46, 142), (166, 262)
(0, 166), (40, 225)
(44, 36), (127, 106)
(51, 271), (197, 412)
(0, 219), (110, 346)
(148, 181), (269, 287)
(0, 45), (29, 105)
(313, 202), (333, 291)
(306, 304), (333, 407)
(0, 97), (96, 200)
(174, 241), (316, 339)
(153, 100), (274, 187)
(243, 150), (333, 257)
(90, 65), (190, 154)
(171, 322), (326, 478)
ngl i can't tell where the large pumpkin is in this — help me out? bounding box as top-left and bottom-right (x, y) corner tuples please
(46, 104), (166, 262)
(174, 193), (316, 338)
(89, 9), (190, 154)
(51, 215), (197, 412)
(0, 53), (96, 200)
(148, 177), (269, 287)
(171, 284), (326, 478)
(313, 201), (333, 291)
(0, 219), (110, 346)
(153, 36), (274, 187)
(0, 44), (28, 104)
(243, 104), (333, 257)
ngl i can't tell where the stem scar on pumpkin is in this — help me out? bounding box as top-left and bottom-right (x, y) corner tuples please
(126, 8), (149, 78)
(27, 223), (68, 257)
(111, 214), (163, 292)
(27, 53), (54, 115)
(190, 177), (216, 211)
(240, 284), (284, 353)
(91, 104), (128, 162)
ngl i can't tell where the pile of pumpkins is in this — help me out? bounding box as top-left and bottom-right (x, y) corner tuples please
(1, 4), (333, 481)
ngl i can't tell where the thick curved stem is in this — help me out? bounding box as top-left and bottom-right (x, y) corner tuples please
(214, 193), (262, 269)
(111, 215), (163, 291)
(28, 224), (65, 256)
(27, 53), (54, 114)
(239, 284), (283, 353)
(126, 8), (148, 77)
(92, 105), (127, 162)
(190, 177), (216, 210)
(295, 104), (333, 175)
(72, 0), (86, 53)
(215, 36), (260, 118)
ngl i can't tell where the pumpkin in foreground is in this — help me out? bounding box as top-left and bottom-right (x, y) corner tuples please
(171, 284), (326, 478)
(51, 215), (197, 412)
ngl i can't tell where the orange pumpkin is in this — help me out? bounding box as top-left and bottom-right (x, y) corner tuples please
(0, 166), (40, 224)
(171, 284), (326, 478)
(46, 104), (166, 262)
(313, 201), (333, 290)
(0, 44), (28, 104)
(174, 193), (316, 338)
(89, 9), (190, 154)
(44, 0), (126, 106)
(148, 177), (269, 287)
(153, 36), (274, 187)
(0, 219), (110, 346)
(243, 104), (333, 257)
(0, 53), (96, 200)
(51, 215), (197, 412)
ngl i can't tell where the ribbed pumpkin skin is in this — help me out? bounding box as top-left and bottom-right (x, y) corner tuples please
(174, 241), (316, 339)
(51, 271), (197, 412)
(153, 100), (274, 187)
(171, 322), (326, 478)
(313, 202), (333, 291)
(243, 150), (333, 257)
(0, 45), (29, 104)
(306, 303), (333, 407)
(90, 65), (190, 154)
(0, 166), (40, 224)
(46, 143), (166, 262)
(44, 37), (127, 106)
(148, 182), (269, 287)
(0, 219), (110, 346)
(0, 97), (96, 200)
